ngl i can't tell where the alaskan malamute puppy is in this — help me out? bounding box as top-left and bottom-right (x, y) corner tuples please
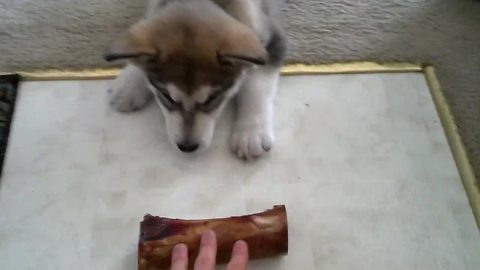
(105, 0), (286, 159)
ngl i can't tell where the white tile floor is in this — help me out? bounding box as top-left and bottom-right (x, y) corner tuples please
(1, 73), (479, 270)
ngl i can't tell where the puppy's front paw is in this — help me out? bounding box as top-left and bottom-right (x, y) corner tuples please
(230, 123), (274, 160)
(108, 86), (151, 112)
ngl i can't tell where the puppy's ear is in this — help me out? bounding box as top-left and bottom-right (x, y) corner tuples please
(218, 25), (268, 66)
(104, 21), (157, 62)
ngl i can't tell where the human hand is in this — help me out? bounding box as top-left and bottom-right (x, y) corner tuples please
(170, 230), (249, 270)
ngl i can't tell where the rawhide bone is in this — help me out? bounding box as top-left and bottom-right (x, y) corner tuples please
(138, 205), (288, 270)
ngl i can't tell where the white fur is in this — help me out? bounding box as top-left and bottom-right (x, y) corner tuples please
(192, 112), (216, 149)
(231, 66), (280, 159)
(193, 86), (213, 104)
(108, 65), (151, 112)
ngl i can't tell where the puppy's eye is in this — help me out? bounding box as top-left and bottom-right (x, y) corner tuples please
(203, 92), (221, 107)
(158, 89), (177, 105)
(147, 76), (165, 89)
(148, 77), (179, 108)
(198, 92), (223, 112)
(157, 89), (180, 109)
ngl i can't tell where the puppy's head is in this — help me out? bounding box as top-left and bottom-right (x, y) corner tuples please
(105, 2), (267, 153)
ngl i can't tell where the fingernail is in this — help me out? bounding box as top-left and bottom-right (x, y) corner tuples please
(202, 230), (216, 239)
(201, 230), (216, 245)
(172, 244), (188, 258)
(232, 240), (248, 255)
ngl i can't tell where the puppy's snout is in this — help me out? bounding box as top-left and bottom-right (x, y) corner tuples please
(177, 142), (200, 153)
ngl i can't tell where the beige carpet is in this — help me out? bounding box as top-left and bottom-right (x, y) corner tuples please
(0, 0), (479, 182)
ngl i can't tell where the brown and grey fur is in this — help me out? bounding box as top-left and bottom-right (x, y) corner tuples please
(105, 0), (286, 158)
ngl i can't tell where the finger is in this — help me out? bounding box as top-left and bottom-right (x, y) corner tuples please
(194, 230), (217, 270)
(170, 244), (189, 270)
(226, 240), (249, 270)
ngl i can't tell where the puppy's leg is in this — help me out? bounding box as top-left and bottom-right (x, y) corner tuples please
(231, 67), (280, 159)
(108, 64), (152, 112)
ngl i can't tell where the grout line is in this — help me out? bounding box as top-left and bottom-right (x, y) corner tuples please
(424, 66), (480, 230)
(1, 62), (422, 81)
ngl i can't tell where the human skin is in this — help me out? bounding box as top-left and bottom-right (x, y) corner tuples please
(170, 230), (249, 270)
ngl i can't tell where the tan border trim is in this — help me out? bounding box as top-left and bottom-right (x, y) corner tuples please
(282, 62), (422, 75)
(5, 69), (121, 81)
(1, 62), (422, 81)
(424, 66), (480, 229)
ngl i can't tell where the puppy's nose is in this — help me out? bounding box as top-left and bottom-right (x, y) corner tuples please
(177, 142), (199, 153)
